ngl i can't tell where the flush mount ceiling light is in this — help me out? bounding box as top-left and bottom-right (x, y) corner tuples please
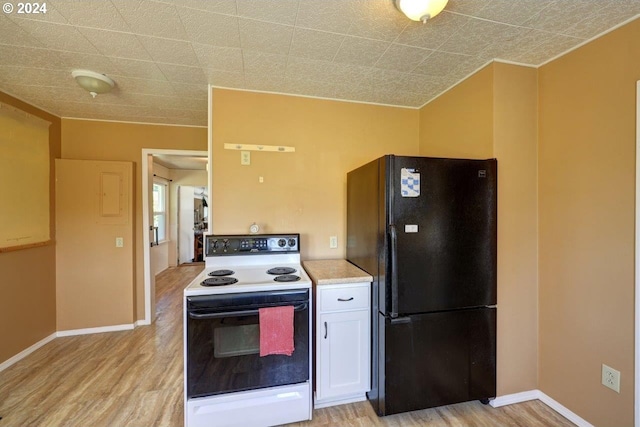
(394, 0), (449, 23)
(71, 69), (115, 98)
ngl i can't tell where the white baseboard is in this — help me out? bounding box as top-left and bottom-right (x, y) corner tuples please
(2, 322), (145, 372)
(491, 389), (594, 427)
(0, 332), (56, 373)
(537, 391), (594, 427)
(56, 323), (134, 337)
(490, 390), (540, 407)
(135, 319), (151, 326)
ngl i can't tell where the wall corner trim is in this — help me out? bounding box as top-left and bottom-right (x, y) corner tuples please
(491, 389), (594, 427)
(0, 332), (57, 373)
(634, 80), (640, 427)
(56, 323), (135, 337)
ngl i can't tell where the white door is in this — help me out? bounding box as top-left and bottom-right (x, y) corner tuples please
(178, 186), (195, 264)
(318, 310), (370, 400)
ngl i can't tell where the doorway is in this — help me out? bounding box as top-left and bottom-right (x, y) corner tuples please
(142, 149), (208, 324)
(178, 186), (208, 265)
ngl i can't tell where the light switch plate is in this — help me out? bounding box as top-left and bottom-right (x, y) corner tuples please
(329, 236), (338, 249)
(115, 237), (124, 248)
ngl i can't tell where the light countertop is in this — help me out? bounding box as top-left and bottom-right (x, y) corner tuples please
(302, 259), (372, 285)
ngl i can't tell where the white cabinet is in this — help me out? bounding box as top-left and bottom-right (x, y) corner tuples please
(315, 282), (370, 408)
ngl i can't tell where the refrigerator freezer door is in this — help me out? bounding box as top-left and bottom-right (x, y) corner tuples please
(387, 156), (497, 315)
(375, 307), (496, 416)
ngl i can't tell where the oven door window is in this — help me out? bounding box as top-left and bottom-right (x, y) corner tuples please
(187, 299), (309, 399)
(214, 324), (259, 358)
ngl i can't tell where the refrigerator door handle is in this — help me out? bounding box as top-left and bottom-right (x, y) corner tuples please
(389, 223), (399, 317)
(390, 316), (411, 324)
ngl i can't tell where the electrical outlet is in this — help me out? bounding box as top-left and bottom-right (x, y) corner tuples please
(115, 237), (124, 248)
(241, 151), (251, 165)
(329, 236), (338, 249)
(602, 364), (620, 393)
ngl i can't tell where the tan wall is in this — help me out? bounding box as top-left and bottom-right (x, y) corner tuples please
(419, 65), (494, 159)
(538, 19), (640, 427)
(418, 62), (539, 396)
(211, 89), (419, 259)
(0, 91), (60, 364)
(492, 63), (539, 395)
(55, 159), (134, 330)
(61, 119), (207, 320)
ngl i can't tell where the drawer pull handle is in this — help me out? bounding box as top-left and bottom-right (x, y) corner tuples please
(337, 297), (354, 302)
(324, 321), (328, 339)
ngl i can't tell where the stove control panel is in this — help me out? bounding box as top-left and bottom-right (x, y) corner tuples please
(205, 234), (299, 256)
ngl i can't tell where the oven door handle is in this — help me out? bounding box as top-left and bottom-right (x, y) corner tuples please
(188, 302), (308, 320)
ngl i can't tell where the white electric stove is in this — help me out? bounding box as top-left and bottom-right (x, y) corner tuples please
(184, 234), (312, 427)
(185, 256), (312, 296)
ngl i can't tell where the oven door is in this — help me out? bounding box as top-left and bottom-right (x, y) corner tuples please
(186, 289), (310, 399)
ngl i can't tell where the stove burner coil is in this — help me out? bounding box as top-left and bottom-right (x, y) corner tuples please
(267, 267), (297, 275)
(273, 275), (301, 282)
(201, 277), (238, 286)
(208, 269), (235, 277)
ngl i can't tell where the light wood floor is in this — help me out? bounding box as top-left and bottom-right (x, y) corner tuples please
(0, 266), (575, 427)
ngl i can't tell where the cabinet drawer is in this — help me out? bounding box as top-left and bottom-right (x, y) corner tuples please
(319, 286), (369, 312)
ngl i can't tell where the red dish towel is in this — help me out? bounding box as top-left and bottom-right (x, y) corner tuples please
(259, 305), (294, 357)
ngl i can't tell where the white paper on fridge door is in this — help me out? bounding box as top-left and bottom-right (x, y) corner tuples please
(400, 168), (420, 197)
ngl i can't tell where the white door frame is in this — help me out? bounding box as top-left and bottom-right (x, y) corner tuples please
(635, 80), (639, 427)
(141, 148), (208, 324)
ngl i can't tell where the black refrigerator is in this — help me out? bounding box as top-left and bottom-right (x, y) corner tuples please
(346, 155), (497, 416)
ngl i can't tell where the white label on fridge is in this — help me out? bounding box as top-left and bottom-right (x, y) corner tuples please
(405, 225), (418, 233)
(400, 168), (420, 197)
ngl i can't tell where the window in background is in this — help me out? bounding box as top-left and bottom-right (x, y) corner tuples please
(153, 181), (168, 242)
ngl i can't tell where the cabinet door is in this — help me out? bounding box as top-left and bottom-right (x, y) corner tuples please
(317, 310), (370, 400)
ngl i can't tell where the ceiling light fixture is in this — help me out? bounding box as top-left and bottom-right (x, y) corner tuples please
(394, 0), (449, 23)
(71, 69), (115, 98)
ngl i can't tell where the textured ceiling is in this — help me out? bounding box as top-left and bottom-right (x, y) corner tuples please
(0, 0), (639, 127)
(154, 154), (207, 170)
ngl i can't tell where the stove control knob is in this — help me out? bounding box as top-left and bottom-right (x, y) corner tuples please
(278, 238), (286, 247)
(211, 240), (219, 250)
(288, 238), (296, 247)
(222, 239), (230, 251)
